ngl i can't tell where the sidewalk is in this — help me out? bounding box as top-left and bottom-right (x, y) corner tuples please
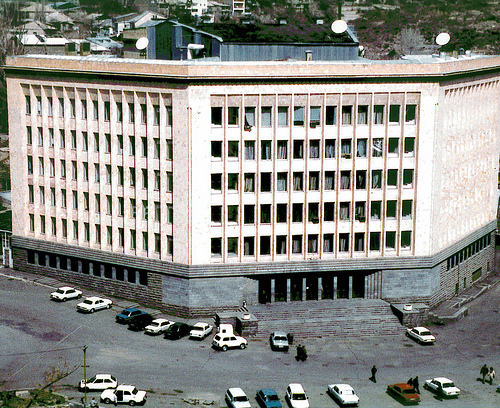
(429, 270), (500, 324)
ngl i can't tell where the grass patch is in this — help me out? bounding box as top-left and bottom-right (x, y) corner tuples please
(0, 390), (66, 408)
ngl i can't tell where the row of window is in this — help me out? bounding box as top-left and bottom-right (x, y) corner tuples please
(211, 200), (413, 224)
(27, 127), (173, 159)
(28, 215), (172, 255)
(26, 250), (148, 286)
(210, 169), (414, 193)
(26, 95), (172, 126)
(29, 186), (173, 221)
(211, 137), (415, 160)
(211, 104), (417, 127)
(446, 234), (491, 271)
(27, 157), (173, 191)
(211, 230), (413, 257)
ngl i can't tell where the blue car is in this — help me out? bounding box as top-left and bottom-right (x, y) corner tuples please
(115, 307), (147, 324)
(256, 388), (282, 408)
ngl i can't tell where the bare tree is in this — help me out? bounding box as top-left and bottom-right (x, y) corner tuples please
(396, 27), (426, 55)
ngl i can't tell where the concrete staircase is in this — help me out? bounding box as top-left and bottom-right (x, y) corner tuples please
(248, 299), (403, 340)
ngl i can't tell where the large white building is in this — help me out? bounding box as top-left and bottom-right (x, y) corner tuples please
(5, 53), (499, 316)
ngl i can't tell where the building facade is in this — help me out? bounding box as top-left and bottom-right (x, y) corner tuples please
(5, 54), (500, 316)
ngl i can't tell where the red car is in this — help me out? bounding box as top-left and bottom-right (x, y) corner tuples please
(387, 383), (420, 404)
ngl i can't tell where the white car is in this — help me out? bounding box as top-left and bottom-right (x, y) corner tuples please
(424, 377), (461, 397)
(189, 322), (213, 339)
(327, 383), (359, 406)
(405, 326), (436, 344)
(270, 331), (290, 351)
(285, 383), (309, 408)
(144, 318), (173, 335)
(78, 374), (117, 391)
(225, 387), (252, 408)
(212, 333), (247, 351)
(77, 296), (113, 313)
(50, 286), (82, 301)
(100, 384), (147, 405)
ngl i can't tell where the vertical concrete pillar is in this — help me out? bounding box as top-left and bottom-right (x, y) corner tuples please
(135, 270), (141, 284)
(365, 275), (369, 299)
(302, 277), (307, 301)
(271, 278), (276, 303)
(286, 278), (291, 302)
(333, 276), (337, 300)
(349, 275), (353, 299)
(318, 276), (323, 300)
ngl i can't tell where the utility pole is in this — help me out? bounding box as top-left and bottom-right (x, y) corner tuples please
(82, 345), (89, 407)
(337, 0), (342, 20)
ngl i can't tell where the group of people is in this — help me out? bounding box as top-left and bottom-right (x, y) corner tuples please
(407, 376), (420, 393)
(480, 364), (496, 384)
(295, 344), (308, 361)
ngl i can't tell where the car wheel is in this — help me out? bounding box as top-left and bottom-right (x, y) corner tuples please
(405, 332), (409, 337)
(103, 398), (112, 404)
(77, 294), (82, 299)
(107, 304), (111, 309)
(222, 345), (228, 351)
(90, 308), (95, 313)
(240, 343), (246, 349)
(129, 401), (136, 406)
(62, 297), (67, 302)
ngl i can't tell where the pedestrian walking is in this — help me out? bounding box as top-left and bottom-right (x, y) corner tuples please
(480, 364), (489, 383)
(486, 367), (496, 385)
(413, 376), (420, 393)
(370, 365), (377, 383)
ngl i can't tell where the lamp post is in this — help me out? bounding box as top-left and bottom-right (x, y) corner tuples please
(82, 345), (89, 407)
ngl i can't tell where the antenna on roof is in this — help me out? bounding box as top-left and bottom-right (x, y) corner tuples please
(331, 20), (348, 34)
(435, 32), (450, 46)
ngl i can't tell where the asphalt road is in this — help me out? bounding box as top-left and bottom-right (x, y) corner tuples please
(0, 268), (499, 408)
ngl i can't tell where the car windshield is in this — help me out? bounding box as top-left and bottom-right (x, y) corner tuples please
(56, 289), (65, 294)
(122, 311), (132, 316)
(274, 336), (287, 341)
(87, 376), (96, 382)
(192, 326), (202, 331)
(83, 299), (93, 305)
(131, 388), (138, 395)
(442, 382), (454, 388)
(267, 394), (279, 401)
(403, 389), (416, 394)
(420, 331), (432, 336)
(234, 396), (248, 402)
(293, 393), (306, 400)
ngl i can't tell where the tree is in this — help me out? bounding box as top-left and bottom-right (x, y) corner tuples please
(396, 27), (426, 55)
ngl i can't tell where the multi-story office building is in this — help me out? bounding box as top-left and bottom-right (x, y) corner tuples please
(5, 53), (499, 316)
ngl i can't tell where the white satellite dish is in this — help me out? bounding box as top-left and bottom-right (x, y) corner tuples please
(136, 37), (149, 50)
(331, 20), (348, 34)
(436, 32), (450, 46)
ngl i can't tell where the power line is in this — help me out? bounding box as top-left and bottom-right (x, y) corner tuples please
(0, 345), (84, 357)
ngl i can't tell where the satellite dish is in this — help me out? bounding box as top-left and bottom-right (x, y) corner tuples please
(331, 20), (348, 34)
(136, 37), (149, 50)
(436, 32), (450, 46)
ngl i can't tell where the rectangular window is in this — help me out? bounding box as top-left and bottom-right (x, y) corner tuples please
(51, 217), (56, 235)
(95, 194), (100, 213)
(355, 202), (366, 221)
(308, 203), (319, 223)
(402, 200), (412, 219)
(372, 170), (382, 189)
(401, 231), (411, 248)
(308, 234), (318, 253)
(325, 105), (337, 125)
(278, 106), (288, 126)
(228, 140), (239, 158)
(260, 236), (271, 255)
(404, 137), (415, 155)
(261, 106), (272, 127)
(166, 106), (173, 125)
(211, 107), (222, 125)
(27, 126), (32, 145)
(374, 105), (384, 124)
(166, 172), (173, 192)
(339, 233), (349, 252)
(356, 139), (367, 157)
(141, 137), (147, 157)
(142, 232), (148, 251)
(211, 173), (222, 191)
(293, 172), (303, 191)
(292, 203), (303, 222)
(154, 170), (160, 190)
(106, 195), (112, 215)
(293, 106), (304, 126)
(83, 162), (88, 181)
(276, 236), (287, 255)
(244, 204), (255, 224)
(277, 172), (287, 191)
(166, 140), (172, 160)
(118, 197), (124, 216)
(39, 186), (45, 205)
(71, 161), (77, 180)
(38, 157), (44, 176)
(261, 140), (272, 160)
(292, 235), (302, 254)
(261, 172), (271, 192)
(228, 173), (239, 191)
(387, 169), (398, 187)
(244, 173), (255, 192)
(309, 171), (320, 191)
(104, 134), (111, 153)
(244, 141), (255, 160)
(403, 169), (414, 187)
(129, 103), (135, 123)
(340, 171), (350, 189)
(141, 104), (147, 124)
(211, 141), (222, 159)
(324, 234), (334, 253)
(354, 232), (364, 252)
(405, 104), (416, 124)
(107, 226), (112, 245)
(358, 105), (368, 124)
(372, 138), (383, 157)
(341, 139), (351, 158)
(260, 204), (271, 223)
(211, 205), (222, 223)
(61, 189), (67, 208)
(293, 140), (304, 159)
(342, 106), (352, 125)
(244, 107), (255, 128)
(104, 101), (110, 121)
(228, 107), (239, 126)
(370, 232), (381, 251)
(73, 220), (78, 239)
(324, 202), (335, 221)
(49, 158), (55, 177)
(28, 185), (34, 203)
(72, 190), (78, 209)
(93, 163), (100, 182)
(129, 136), (135, 156)
(355, 170), (366, 189)
(40, 215), (45, 234)
(277, 140), (288, 159)
(339, 202), (350, 220)
(48, 128), (54, 147)
(324, 171), (335, 190)
(167, 204), (173, 224)
(227, 237), (238, 256)
(371, 201), (381, 220)
(142, 168), (148, 189)
(154, 138), (160, 159)
(129, 198), (136, 218)
(310, 106), (321, 127)
(95, 224), (101, 244)
(211, 238), (222, 257)
(309, 140), (320, 158)
(36, 96), (42, 115)
(38, 127), (43, 146)
(128, 167), (135, 187)
(389, 105), (400, 123)
(93, 100), (98, 120)
(325, 139), (335, 158)
(83, 192), (89, 211)
(116, 102), (122, 122)
(26, 95), (31, 115)
(386, 231), (396, 249)
(388, 138), (399, 154)
(104, 164), (111, 184)
(153, 104), (160, 125)
(142, 200), (148, 220)
(29, 214), (34, 232)
(28, 156), (33, 174)
(386, 200), (397, 219)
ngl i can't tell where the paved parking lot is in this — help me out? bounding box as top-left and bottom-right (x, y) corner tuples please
(0, 267), (499, 407)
